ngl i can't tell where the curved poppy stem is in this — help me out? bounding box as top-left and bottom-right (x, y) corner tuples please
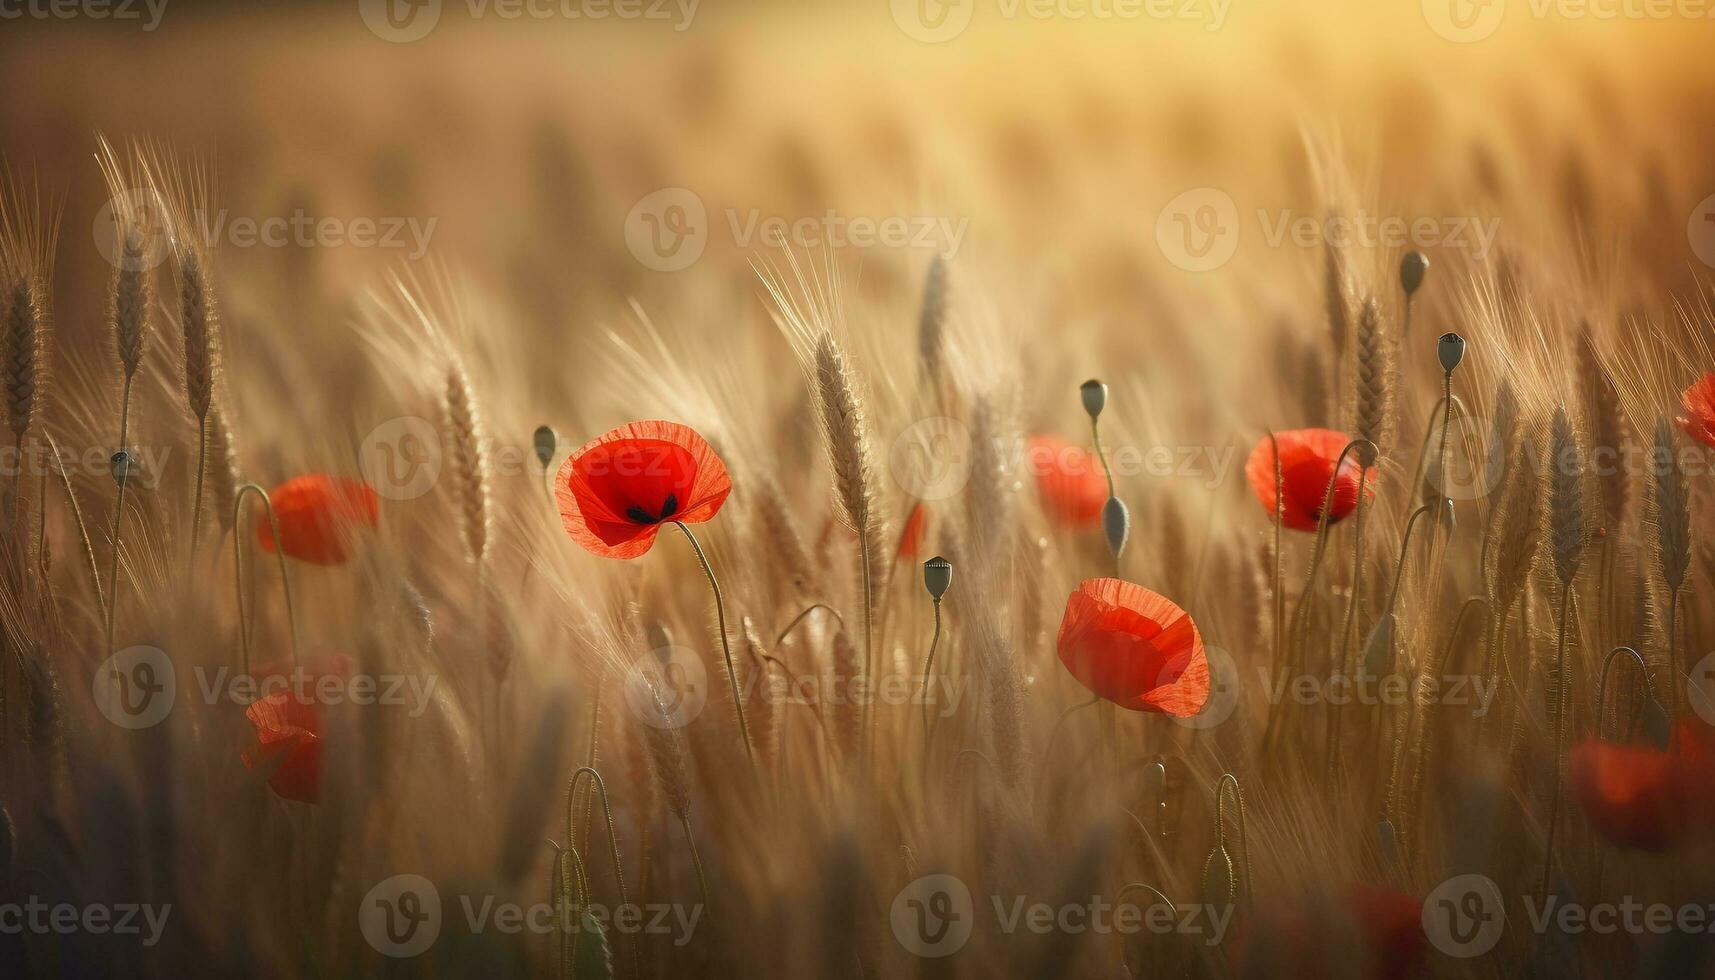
(234, 483), (299, 676)
(548, 839), (591, 974)
(1382, 504), (1435, 617)
(1325, 464), (1371, 788)
(668, 521), (755, 769)
(1115, 883), (1184, 979)
(1282, 439), (1376, 745)
(773, 602), (846, 649)
(565, 766), (638, 980)
(1213, 773), (1251, 906)
(1595, 646), (1656, 743)
(920, 596), (943, 745)
(1090, 416), (1117, 501)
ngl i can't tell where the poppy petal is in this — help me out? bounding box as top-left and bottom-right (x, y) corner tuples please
(556, 421), (731, 560)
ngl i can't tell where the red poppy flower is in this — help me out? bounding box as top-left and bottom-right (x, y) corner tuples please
(897, 502), (928, 560)
(556, 420), (731, 560)
(1344, 885), (1425, 980)
(1027, 434), (1108, 526)
(1676, 373), (1715, 449)
(256, 475), (380, 565)
(239, 654), (351, 805)
(1234, 887), (1424, 980)
(1055, 578), (1208, 716)
(1571, 717), (1715, 850)
(1245, 429), (1376, 532)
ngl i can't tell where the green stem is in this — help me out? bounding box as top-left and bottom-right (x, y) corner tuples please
(189, 416), (207, 564)
(233, 484), (300, 675)
(670, 521), (755, 769)
(1541, 581), (1575, 898)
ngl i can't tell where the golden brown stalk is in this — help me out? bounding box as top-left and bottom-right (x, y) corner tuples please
(917, 254), (946, 390)
(178, 248), (220, 556)
(1324, 229), (1351, 366)
(811, 332), (885, 742)
(963, 395), (1009, 578)
(1353, 295), (1395, 454)
(1541, 406), (1586, 896)
(1647, 416), (1689, 712)
(443, 359), (491, 567)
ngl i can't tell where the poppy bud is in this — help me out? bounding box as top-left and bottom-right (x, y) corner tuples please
(1400, 250), (1429, 296)
(1079, 379), (1108, 420)
(923, 555), (952, 601)
(647, 620), (675, 653)
(1377, 817), (1399, 869)
(1102, 496), (1129, 560)
(110, 449), (134, 485)
(533, 425), (556, 469)
(1437, 332), (1465, 374)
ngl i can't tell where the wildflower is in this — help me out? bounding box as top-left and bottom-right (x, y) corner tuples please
(1055, 577), (1208, 716)
(255, 475), (380, 565)
(1675, 373), (1715, 449)
(555, 420), (731, 559)
(1027, 433), (1108, 526)
(1244, 429), (1375, 532)
(240, 654), (352, 804)
(1571, 717), (1715, 851)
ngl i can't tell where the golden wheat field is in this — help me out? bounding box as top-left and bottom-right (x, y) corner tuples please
(5, 1), (1715, 977)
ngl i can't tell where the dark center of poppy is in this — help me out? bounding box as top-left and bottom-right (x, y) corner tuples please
(625, 492), (678, 525)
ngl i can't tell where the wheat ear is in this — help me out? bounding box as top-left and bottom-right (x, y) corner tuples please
(442, 359), (490, 568)
(178, 248), (220, 558)
(811, 332), (884, 750)
(1353, 296), (1395, 454)
(1542, 406), (1586, 897)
